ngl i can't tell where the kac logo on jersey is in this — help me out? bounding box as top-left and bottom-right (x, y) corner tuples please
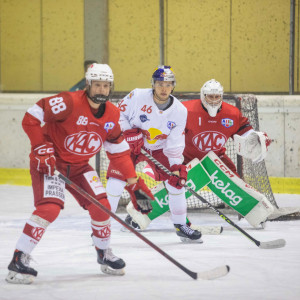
(221, 118), (234, 128)
(104, 122), (115, 132)
(140, 114), (150, 123)
(65, 131), (103, 155)
(167, 121), (176, 130)
(192, 131), (227, 152)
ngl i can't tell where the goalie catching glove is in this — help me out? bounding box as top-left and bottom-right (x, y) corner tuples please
(31, 142), (56, 176)
(168, 164), (188, 189)
(123, 128), (144, 155)
(125, 177), (154, 214)
(234, 131), (271, 163)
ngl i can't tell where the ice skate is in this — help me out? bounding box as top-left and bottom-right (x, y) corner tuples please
(6, 250), (37, 284)
(96, 248), (125, 276)
(174, 224), (203, 243)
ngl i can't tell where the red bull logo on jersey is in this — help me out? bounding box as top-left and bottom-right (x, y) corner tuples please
(141, 128), (168, 144)
(65, 131), (103, 155)
(104, 122), (115, 132)
(221, 118), (234, 128)
(192, 131), (227, 152)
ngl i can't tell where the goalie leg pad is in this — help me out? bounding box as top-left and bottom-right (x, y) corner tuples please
(126, 201), (152, 230)
(201, 151), (274, 228)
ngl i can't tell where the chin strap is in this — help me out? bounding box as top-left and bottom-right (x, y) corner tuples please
(90, 94), (110, 104)
(86, 86), (110, 104)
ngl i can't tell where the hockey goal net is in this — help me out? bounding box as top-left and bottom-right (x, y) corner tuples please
(95, 93), (279, 211)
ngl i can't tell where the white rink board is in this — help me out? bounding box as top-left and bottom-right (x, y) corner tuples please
(0, 185), (300, 300)
(0, 93), (300, 177)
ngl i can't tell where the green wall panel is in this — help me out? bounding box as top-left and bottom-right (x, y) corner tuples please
(296, 0), (300, 92)
(166, 0), (231, 92)
(0, 0), (298, 93)
(231, 0), (290, 92)
(0, 0), (41, 91)
(109, 0), (159, 91)
(42, 0), (84, 91)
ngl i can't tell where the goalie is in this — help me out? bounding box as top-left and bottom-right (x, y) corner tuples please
(125, 79), (273, 231)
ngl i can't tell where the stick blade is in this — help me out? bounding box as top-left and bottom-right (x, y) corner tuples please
(259, 239), (286, 249)
(197, 265), (230, 280)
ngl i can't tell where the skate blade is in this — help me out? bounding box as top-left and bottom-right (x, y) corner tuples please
(120, 225), (141, 232)
(179, 237), (204, 244)
(100, 264), (125, 276)
(6, 271), (35, 284)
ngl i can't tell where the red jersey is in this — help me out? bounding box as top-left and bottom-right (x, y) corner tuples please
(22, 90), (136, 178)
(183, 99), (253, 163)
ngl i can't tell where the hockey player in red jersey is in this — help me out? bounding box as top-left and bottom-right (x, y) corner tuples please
(6, 63), (154, 284)
(183, 79), (271, 173)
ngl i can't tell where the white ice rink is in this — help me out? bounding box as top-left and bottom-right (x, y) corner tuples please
(0, 185), (300, 300)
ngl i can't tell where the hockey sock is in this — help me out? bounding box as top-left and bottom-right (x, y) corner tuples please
(88, 199), (112, 249)
(91, 219), (111, 249)
(15, 203), (61, 254)
(106, 177), (127, 213)
(165, 182), (187, 225)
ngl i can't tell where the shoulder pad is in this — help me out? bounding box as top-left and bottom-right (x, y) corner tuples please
(43, 92), (73, 122)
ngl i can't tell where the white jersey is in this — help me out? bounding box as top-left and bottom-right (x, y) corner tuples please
(118, 88), (187, 166)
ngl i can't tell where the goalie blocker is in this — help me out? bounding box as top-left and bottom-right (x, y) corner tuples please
(127, 151), (274, 229)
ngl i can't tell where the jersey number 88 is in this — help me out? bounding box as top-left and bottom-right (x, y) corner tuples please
(49, 97), (66, 114)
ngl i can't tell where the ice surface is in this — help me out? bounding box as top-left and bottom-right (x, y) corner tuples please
(0, 185), (299, 300)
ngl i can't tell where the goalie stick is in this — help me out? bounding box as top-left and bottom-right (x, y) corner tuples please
(140, 149), (286, 249)
(56, 171), (229, 280)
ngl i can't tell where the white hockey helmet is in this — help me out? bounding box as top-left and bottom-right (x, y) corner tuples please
(151, 65), (176, 87)
(200, 79), (223, 117)
(85, 63), (114, 86)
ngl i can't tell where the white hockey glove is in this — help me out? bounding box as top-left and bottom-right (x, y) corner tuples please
(234, 131), (271, 163)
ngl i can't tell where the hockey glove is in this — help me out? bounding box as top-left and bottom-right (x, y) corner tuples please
(32, 142), (56, 176)
(234, 131), (272, 163)
(125, 177), (154, 214)
(168, 164), (187, 189)
(123, 128), (144, 155)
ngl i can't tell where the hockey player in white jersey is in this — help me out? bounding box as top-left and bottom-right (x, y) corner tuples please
(106, 65), (202, 242)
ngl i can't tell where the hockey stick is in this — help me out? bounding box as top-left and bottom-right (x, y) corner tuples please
(56, 171), (229, 280)
(141, 149), (286, 249)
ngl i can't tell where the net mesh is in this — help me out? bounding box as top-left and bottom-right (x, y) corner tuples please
(95, 93), (277, 210)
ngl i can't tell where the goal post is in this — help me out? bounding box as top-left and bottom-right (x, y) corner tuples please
(95, 93), (279, 211)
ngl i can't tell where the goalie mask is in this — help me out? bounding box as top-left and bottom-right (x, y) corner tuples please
(151, 65), (176, 88)
(200, 79), (224, 117)
(85, 63), (114, 104)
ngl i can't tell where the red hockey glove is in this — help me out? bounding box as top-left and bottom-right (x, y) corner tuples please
(123, 128), (144, 155)
(125, 177), (154, 214)
(32, 142), (56, 176)
(168, 164), (187, 189)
